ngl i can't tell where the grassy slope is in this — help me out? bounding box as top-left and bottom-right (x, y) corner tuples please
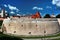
(0, 32), (23, 40)
(0, 33), (60, 40)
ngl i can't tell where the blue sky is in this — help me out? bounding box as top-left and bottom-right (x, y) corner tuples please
(0, 0), (60, 16)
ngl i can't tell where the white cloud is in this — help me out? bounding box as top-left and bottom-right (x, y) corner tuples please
(8, 4), (19, 11)
(33, 6), (43, 10)
(10, 11), (15, 14)
(46, 6), (52, 9)
(56, 2), (60, 6)
(3, 4), (20, 14)
(0, 8), (1, 10)
(17, 14), (21, 16)
(23, 14), (26, 16)
(5, 10), (7, 13)
(33, 7), (37, 9)
(3, 4), (19, 12)
(52, 0), (60, 7)
(4, 4), (7, 7)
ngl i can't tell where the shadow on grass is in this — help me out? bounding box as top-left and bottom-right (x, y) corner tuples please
(0, 36), (23, 40)
(0, 32), (23, 40)
(0, 37), (23, 40)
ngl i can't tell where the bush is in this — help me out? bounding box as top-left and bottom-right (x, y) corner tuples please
(56, 14), (60, 18)
(44, 14), (51, 18)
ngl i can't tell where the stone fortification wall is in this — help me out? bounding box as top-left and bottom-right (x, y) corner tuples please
(2, 18), (60, 36)
(57, 18), (60, 25)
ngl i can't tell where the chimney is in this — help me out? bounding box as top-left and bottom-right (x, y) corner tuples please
(0, 9), (6, 18)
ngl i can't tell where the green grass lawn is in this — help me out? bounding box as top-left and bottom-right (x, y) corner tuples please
(0, 33), (60, 40)
(52, 38), (60, 40)
(14, 32), (60, 38)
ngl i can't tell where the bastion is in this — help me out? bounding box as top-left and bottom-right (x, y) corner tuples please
(2, 18), (60, 36)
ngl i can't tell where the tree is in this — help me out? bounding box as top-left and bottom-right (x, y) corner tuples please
(56, 14), (60, 18)
(0, 20), (3, 29)
(44, 14), (51, 18)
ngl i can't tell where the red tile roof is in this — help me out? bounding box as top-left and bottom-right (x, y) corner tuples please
(31, 11), (41, 18)
(0, 18), (5, 20)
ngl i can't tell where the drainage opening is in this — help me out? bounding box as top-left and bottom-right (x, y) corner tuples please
(28, 32), (31, 34)
(14, 31), (16, 33)
(44, 30), (46, 33)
